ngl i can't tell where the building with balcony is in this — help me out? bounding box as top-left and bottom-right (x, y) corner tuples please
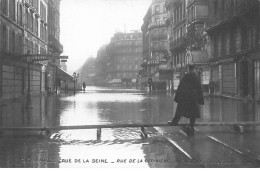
(0, 0), (49, 100)
(0, 0), (68, 102)
(166, 0), (210, 91)
(106, 31), (143, 87)
(141, 0), (170, 91)
(206, 0), (260, 100)
(47, 0), (66, 93)
(166, 0), (187, 90)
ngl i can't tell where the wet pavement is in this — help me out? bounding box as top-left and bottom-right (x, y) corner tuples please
(0, 87), (260, 168)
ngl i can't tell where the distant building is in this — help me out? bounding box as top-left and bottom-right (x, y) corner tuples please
(94, 45), (109, 86)
(106, 31), (143, 87)
(141, 0), (170, 91)
(79, 57), (96, 86)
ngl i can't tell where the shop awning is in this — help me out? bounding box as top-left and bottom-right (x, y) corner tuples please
(186, 50), (209, 65)
(57, 68), (73, 80)
(107, 79), (121, 84)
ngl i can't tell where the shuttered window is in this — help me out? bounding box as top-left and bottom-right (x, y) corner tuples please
(9, 0), (16, 22)
(1, 0), (8, 16)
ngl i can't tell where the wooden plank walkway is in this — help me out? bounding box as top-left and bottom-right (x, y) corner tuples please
(0, 121), (260, 131)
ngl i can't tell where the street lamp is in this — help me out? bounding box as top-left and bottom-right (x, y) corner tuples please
(73, 72), (79, 95)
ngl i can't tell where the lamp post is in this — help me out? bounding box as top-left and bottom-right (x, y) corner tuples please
(26, 51), (33, 109)
(73, 72), (79, 95)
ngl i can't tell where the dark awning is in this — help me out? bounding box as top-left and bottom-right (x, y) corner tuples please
(57, 68), (73, 81)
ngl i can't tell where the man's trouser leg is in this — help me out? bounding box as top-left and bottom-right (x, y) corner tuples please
(172, 114), (181, 123)
(190, 117), (196, 128)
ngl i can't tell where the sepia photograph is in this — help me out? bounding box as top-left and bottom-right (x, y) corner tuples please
(0, 0), (260, 168)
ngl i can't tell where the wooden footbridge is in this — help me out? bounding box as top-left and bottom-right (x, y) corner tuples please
(1, 121), (260, 139)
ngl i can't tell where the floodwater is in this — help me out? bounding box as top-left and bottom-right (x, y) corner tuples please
(0, 87), (260, 168)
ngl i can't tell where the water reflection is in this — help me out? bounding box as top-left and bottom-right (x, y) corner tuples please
(0, 87), (260, 167)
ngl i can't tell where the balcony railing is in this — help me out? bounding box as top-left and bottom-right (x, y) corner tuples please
(48, 35), (63, 54)
(151, 45), (168, 52)
(148, 21), (167, 29)
(151, 33), (168, 40)
(169, 35), (187, 51)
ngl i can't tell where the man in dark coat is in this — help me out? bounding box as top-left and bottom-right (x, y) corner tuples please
(168, 65), (204, 132)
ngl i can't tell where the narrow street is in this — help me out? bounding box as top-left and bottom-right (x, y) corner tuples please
(0, 87), (260, 168)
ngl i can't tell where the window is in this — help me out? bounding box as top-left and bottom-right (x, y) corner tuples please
(214, 0), (218, 18)
(9, 0), (16, 22)
(213, 36), (218, 58)
(0, 24), (8, 52)
(40, 2), (46, 21)
(17, 3), (23, 26)
(155, 6), (160, 14)
(18, 34), (23, 54)
(34, 43), (38, 54)
(15, 33), (19, 54)
(163, 3), (166, 12)
(35, 19), (38, 36)
(0, 24), (2, 52)
(221, 32), (226, 56)
(33, 17), (36, 34)
(30, 13), (33, 32)
(9, 29), (12, 53)
(155, 18), (160, 24)
(25, 9), (28, 29)
(180, 5), (182, 21)
(1, 0), (8, 16)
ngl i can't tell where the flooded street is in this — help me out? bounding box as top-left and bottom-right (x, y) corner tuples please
(0, 87), (260, 168)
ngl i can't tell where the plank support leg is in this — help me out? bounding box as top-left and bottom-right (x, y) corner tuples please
(140, 127), (148, 138)
(233, 125), (244, 133)
(40, 129), (51, 136)
(180, 126), (195, 136)
(97, 128), (102, 140)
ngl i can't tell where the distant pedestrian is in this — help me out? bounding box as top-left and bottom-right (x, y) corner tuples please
(168, 65), (204, 134)
(148, 78), (152, 93)
(83, 82), (86, 91)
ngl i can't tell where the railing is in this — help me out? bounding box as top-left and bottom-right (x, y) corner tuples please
(148, 21), (167, 29)
(170, 36), (187, 50)
(1, 122), (260, 139)
(151, 45), (168, 52)
(151, 33), (168, 40)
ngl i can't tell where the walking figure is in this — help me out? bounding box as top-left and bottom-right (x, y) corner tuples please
(148, 77), (152, 93)
(83, 82), (86, 91)
(168, 65), (204, 134)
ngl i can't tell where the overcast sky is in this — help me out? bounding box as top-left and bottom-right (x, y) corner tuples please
(60, 0), (151, 73)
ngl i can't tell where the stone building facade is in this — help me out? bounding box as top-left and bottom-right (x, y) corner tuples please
(106, 31), (143, 87)
(164, 0), (260, 100)
(0, 0), (66, 102)
(141, 0), (170, 91)
(206, 0), (260, 100)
